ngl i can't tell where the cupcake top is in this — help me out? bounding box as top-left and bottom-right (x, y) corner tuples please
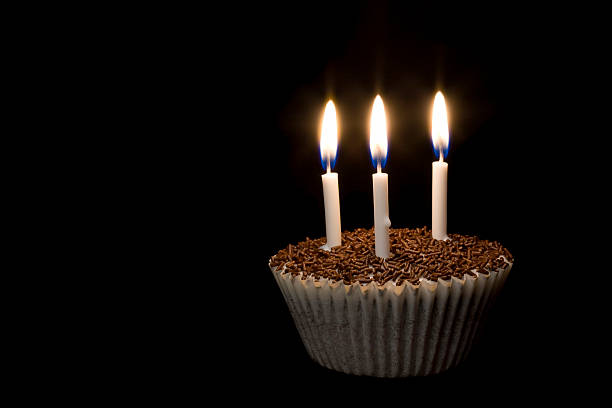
(270, 227), (513, 286)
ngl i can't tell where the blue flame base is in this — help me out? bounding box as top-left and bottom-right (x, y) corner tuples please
(371, 156), (387, 170)
(434, 145), (449, 160)
(321, 155), (337, 172)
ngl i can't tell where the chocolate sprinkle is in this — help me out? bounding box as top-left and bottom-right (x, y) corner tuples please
(270, 227), (513, 286)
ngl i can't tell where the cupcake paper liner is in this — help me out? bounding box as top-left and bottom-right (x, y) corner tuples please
(271, 262), (512, 377)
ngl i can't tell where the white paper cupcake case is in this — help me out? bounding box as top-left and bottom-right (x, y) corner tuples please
(270, 262), (511, 377)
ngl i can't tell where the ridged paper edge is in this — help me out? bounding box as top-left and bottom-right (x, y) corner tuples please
(271, 262), (512, 377)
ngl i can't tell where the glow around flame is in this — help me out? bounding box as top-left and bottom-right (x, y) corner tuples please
(369, 95), (388, 168)
(432, 91), (449, 159)
(320, 100), (338, 171)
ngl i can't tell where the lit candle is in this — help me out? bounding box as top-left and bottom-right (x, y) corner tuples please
(370, 95), (391, 258)
(431, 91), (450, 241)
(320, 100), (341, 249)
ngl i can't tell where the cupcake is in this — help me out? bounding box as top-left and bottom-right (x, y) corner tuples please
(269, 226), (513, 377)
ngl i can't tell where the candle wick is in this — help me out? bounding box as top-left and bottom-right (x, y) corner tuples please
(377, 161), (381, 173)
(327, 161), (331, 174)
(439, 152), (444, 163)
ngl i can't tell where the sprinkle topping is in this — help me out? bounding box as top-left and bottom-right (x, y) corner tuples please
(270, 227), (513, 286)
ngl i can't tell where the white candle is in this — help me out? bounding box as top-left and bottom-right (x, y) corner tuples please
(320, 100), (341, 249)
(370, 95), (391, 258)
(431, 91), (450, 241)
(432, 160), (448, 240)
(321, 172), (341, 248)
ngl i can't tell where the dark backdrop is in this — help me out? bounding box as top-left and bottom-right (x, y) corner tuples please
(156, 1), (602, 398)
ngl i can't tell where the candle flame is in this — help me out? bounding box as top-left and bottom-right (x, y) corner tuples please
(369, 95), (388, 169)
(432, 91), (449, 160)
(320, 100), (338, 171)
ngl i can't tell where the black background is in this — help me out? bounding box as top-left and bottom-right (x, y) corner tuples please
(152, 1), (604, 398)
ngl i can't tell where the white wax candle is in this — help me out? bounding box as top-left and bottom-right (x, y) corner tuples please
(373, 169), (390, 258)
(431, 91), (450, 241)
(320, 100), (341, 249)
(369, 95), (390, 258)
(322, 171), (341, 248)
(432, 159), (448, 240)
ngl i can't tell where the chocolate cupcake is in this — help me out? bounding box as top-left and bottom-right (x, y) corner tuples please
(269, 226), (513, 377)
